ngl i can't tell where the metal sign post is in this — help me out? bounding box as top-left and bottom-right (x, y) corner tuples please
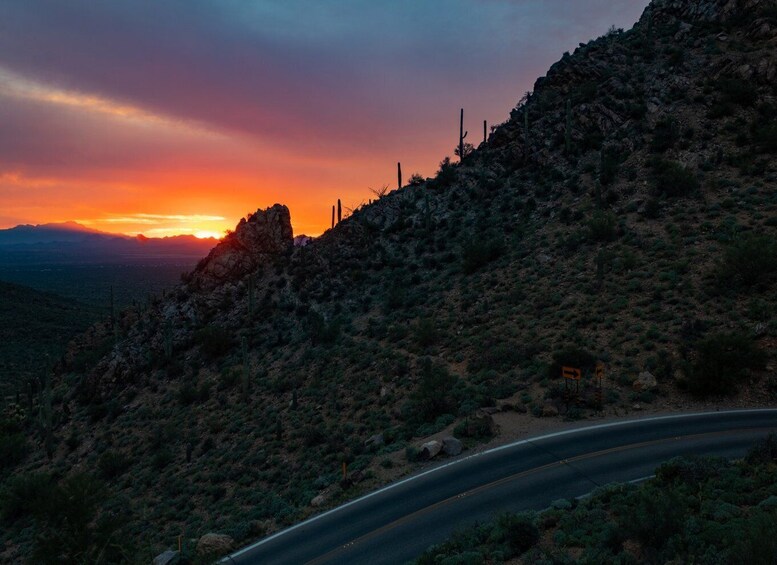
(562, 366), (581, 406)
(595, 362), (605, 410)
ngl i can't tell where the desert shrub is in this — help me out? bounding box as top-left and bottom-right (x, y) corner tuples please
(428, 157), (456, 190)
(30, 472), (131, 564)
(498, 513), (540, 556)
(306, 310), (340, 345)
(650, 158), (699, 197)
(413, 318), (438, 349)
(687, 331), (766, 396)
(461, 235), (505, 274)
(410, 358), (457, 423)
(651, 117), (679, 153)
(588, 210), (617, 241)
(547, 347), (597, 379)
(751, 119), (777, 153)
(0, 427), (27, 470)
(408, 173), (425, 186)
(745, 434), (777, 465)
(715, 233), (777, 288)
(619, 484), (686, 551)
(716, 76), (758, 107)
(0, 472), (52, 523)
(179, 378), (210, 404)
(98, 450), (129, 480)
(655, 456), (725, 489)
(195, 325), (233, 359)
(599, 152), (620, 185)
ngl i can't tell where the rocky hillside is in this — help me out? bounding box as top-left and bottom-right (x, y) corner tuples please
(2, 0), (777, 561)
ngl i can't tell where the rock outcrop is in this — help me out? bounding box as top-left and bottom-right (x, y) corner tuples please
(196, 533), (234, 556)
(189, 204), (293, 290)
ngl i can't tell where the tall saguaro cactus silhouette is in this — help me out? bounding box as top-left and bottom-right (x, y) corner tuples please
(459, 108), (468, 162)
(337, 199), (342, 224)
(397, 162), (402, 189)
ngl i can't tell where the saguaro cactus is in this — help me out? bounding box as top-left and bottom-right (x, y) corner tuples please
(483, 120), (487, 144)
(397, 162), (402, 189)
(241, 336), (250, 400)
(39, 370), (53, 460)
(331, 205), (335, 229)
(337, 199), (342, 224)
(459, 108), (468, 162)
(163, 319), (173, 360)
(524, 106), (530, 156)
(247, 273), (255, 321)
(565, 99), (573, 155)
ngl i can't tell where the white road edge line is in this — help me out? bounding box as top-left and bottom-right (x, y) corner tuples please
(223, 408), (777, 561)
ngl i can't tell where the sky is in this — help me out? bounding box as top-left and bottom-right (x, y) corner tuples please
(0, 0), (648, 238)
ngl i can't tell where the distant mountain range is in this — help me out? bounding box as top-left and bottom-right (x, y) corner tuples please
(0, 221), (219, 264)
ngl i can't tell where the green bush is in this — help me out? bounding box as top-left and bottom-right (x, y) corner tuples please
(194, 325), (233, 359)
(547, 347), (597, 380)
(688, 332), (767, 396)
(461, 236), (505, 274)
(650, 117), (679, 153)
(498, 513), (540, 556)
(411, 358), (457, 423)
(98, 450), (129, 480)
(745, 434), (777, 465)
(715, 233), (777, 288)
(0, 472), (52, 523)
(588, 211), (617, 241)
(0, 430), (27, 470)
(716, 76), (758, 107)
(650, 158), (699, 197)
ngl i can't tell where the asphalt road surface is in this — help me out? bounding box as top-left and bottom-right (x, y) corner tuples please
(221, 409), (777, 565)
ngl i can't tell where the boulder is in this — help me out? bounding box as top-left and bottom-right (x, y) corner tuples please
(311, 494), (326, 507)
(196, 533), (234, 557)
(633, 371), (658, 392)
(365, 433), (384, 448)
(190, 204), (293, 290)
(442, 436), (463, 456)
(542, 404), (559, 417)
(419, 440), (442, 460)
(152, 550), (179, 565)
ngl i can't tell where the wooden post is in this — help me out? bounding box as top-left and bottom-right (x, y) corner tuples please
(342, 461), (347, 480)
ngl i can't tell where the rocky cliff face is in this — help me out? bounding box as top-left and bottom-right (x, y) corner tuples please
(189, 204), (293, 290)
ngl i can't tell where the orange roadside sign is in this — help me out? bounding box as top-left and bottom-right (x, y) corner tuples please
(562, 366), (581, 380)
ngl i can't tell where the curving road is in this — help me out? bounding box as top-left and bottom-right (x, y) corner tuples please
(222, 409), (777, 565)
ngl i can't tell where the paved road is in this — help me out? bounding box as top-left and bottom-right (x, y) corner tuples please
(222, 409), (777, 565)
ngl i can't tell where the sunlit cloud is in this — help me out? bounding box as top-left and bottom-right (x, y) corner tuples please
(0, 66), (219, 137)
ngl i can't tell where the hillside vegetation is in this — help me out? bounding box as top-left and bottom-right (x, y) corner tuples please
(0, 281), (98, 397)
(2, 0), (777, 561)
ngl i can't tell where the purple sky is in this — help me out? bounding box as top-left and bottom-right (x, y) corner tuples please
(0, 0), (649, 236)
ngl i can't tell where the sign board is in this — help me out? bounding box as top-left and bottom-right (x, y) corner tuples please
(562, 366), (581, 380)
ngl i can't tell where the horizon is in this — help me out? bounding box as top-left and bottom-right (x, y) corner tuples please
(0, 1), (648, 237)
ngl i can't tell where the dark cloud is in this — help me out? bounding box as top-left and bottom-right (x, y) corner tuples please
(0, 0), (648, 156)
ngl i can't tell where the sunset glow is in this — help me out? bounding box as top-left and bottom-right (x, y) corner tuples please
(0, 1), (648, 237)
